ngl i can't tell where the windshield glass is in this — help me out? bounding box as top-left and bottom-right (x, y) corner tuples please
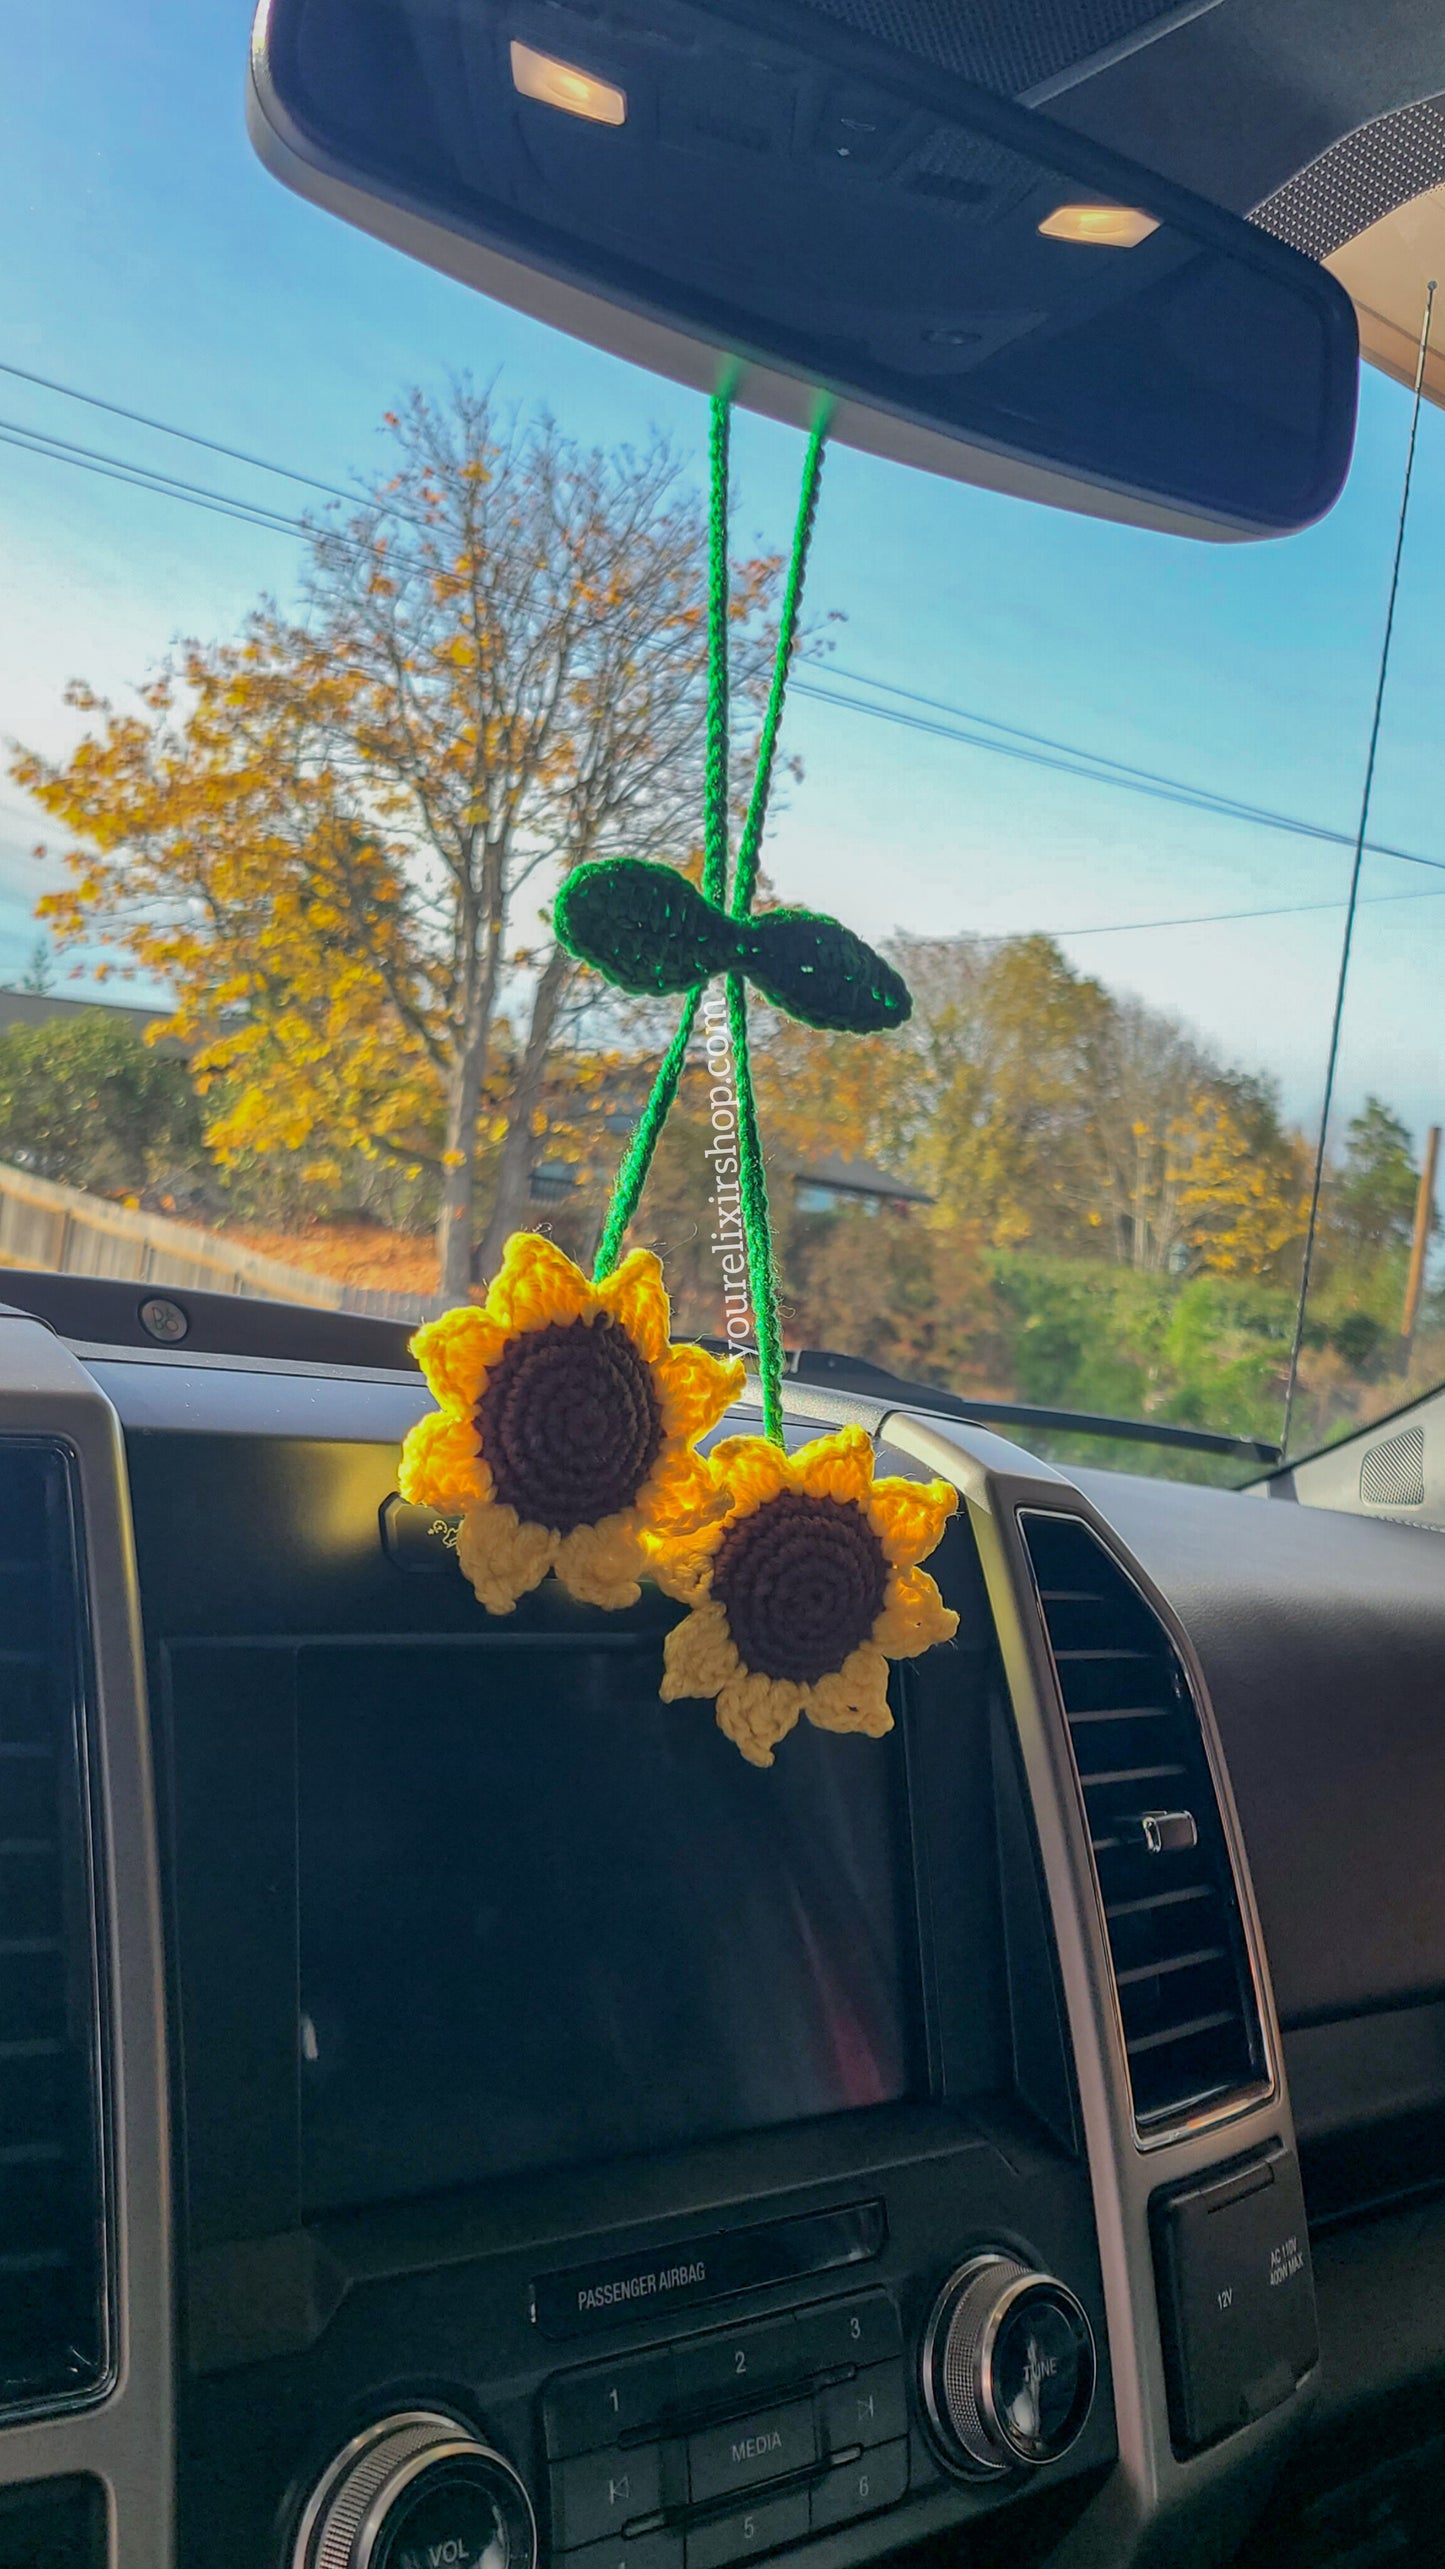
(4, 3), (1443, 1485)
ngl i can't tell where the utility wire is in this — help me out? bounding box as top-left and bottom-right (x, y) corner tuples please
(1281, 279), (1438, 1460)
(1049, 882), (1445, 939)
(0, 355), (380, 511)
(793, 675), (1445, 879)
(0, 419), (341, 546)
(7, 361), (1445, 884)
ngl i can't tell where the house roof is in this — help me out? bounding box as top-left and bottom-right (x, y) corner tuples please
(791, 1153), (933, 1208)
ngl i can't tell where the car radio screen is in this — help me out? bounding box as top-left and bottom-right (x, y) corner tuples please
(297, 1639), (921, 2211)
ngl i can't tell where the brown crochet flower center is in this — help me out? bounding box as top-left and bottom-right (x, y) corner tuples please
(712, 1489), (888, 1686)
(477, 1314), (662, 1534)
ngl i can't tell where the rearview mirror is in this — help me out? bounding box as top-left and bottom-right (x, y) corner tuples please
(248, 0), (1359, 539)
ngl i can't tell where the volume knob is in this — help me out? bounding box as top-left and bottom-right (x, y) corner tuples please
(292, 2410), (537, 2569)
(920, 2257), (1095, 2475)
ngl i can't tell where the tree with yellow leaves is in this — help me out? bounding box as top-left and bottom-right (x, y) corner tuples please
(13, 385), (786, 1299)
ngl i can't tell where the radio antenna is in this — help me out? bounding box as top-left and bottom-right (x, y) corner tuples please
(1280, 277), (1436, 1459)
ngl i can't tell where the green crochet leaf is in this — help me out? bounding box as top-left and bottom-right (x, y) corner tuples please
(555, 858), (735, 997)
(556, 857), (912, 1035)
(739, 909), (912, 1033)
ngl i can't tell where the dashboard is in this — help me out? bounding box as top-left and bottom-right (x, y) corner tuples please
(1, 1281), (1443, 2569)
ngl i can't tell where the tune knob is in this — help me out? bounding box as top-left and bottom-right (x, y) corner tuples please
(920, 2256), (1095, 2476)
(292, 2410), (537, 2569)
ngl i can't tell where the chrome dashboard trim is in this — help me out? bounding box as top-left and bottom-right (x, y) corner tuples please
(0, 1320), (173, 2567)
(1016, 1505), (1277, 2152)
(876, 1406), (1309, 2569)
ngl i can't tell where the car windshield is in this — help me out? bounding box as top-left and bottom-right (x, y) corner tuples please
(3, 4), (1443, 1486)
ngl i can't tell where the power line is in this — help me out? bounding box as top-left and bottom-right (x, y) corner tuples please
(794, 674), (1445, 879)
(0, 419), (332, 546)
(0, 417), (379, 558)
(7, 355), (1445, 895)
(0, 355), (372, 511)
(1048, 882), (1445, 938)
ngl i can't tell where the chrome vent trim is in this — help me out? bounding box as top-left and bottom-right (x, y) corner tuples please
(0, 1437), (108, 2415)
(1019, 1508), (1268, 2143)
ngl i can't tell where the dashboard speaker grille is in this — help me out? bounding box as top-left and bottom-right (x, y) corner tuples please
(1020, 1511), (1265, 2133)
(0, 1444), (106, 2412)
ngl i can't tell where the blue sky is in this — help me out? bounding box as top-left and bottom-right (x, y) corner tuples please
(3, 0), (1445, 1155)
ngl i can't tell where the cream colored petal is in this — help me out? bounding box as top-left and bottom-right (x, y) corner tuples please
(870, 1565), (960, 1660)
(866, 1473), (958, 1567)
(645, 1529), (720, 1603)
(455, 1502), (557, 1615)
(660, 1600), (742, 1700)
(398, 1406), (493, 1511)
(714, 1669), (804, 1768)
(554, 1513), (649, 1610)
(486, 1231), (594, 1333)
(637, 1448), (730, 1537)
(655, 1340), (747, 1442)
(595, 1248), (671, 1363)
(793, 1423), (875, 1505)
(408, 1304), (509, 1411)
(709, 1434), (792, 1515)
(802, 1643), (894, 1740)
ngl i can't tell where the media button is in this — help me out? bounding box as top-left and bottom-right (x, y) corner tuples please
(820, 2363), (907, 2452)
(809, 2439), (908, 2531)
(688, 2401), (815, 2504)
(794, 2293), (900, 2375)
(551, 2445), (663, 2548)
(545, 2353), (675, 2458)
(685, 2490), (809, 2569)
(672, 2318), (796, 2409)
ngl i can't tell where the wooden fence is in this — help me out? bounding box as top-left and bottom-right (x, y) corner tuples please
(0, 1161), (430, 1324)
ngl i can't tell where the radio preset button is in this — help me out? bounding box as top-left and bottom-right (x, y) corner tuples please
(672, 2317), (795, 2408)
(685, 2489), (809, 2569)
(809, 2439), (908, 2532)
(565, 2534), (683, 2569)
(545, 2354), (675, 2458)
(551, 2445), (664, 2548)
(688, 2400), (815, 2503)
(820, 2363), (907, 2452)
(793, 2294), (900, 2375)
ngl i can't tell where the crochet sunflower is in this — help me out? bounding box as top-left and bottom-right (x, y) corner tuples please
(400, 1233), (745, 1614)
(653, 1423), (959, 1767)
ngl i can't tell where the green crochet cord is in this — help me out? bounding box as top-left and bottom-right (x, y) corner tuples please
(593, 385), (831, 1445)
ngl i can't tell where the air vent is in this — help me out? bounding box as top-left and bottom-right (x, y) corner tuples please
(1020, 1511), (1266, 2135)
(0, 1444), (106, 2412)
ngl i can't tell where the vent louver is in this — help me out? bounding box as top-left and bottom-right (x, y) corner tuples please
(1020, 1511), (1266, 2135)
(0, 1443), (105, 2412)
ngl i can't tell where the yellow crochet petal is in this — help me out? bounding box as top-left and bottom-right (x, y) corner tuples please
(655, 1339), (747, 1442)
(708, 1434), (793, 1516)
(802, 1644), (894, 1740)
(555, 1513), (648, 1610)
(398, 1406), (493, 1512)
(714, 1670), (805, 1769)
(793, 1424), (876, 1506)
(660, 1600), (741, 1700)
(595, 1248), (671, 1363)
(486, 1231), (594, 1334)
(455, 1502), (557, 1615)
(638, 1448), (730, 1537)
(867, 1474), (958, 1568)
(871, 1565), (960, 1659)
(408, 1304), (509, 1411)
(646, 1526), (721, 1602)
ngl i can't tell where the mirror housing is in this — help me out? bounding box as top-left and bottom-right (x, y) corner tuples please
(249, 0), (1358, 539)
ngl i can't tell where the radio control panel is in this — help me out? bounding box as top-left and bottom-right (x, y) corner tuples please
(542, 2290), (917, 2569)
